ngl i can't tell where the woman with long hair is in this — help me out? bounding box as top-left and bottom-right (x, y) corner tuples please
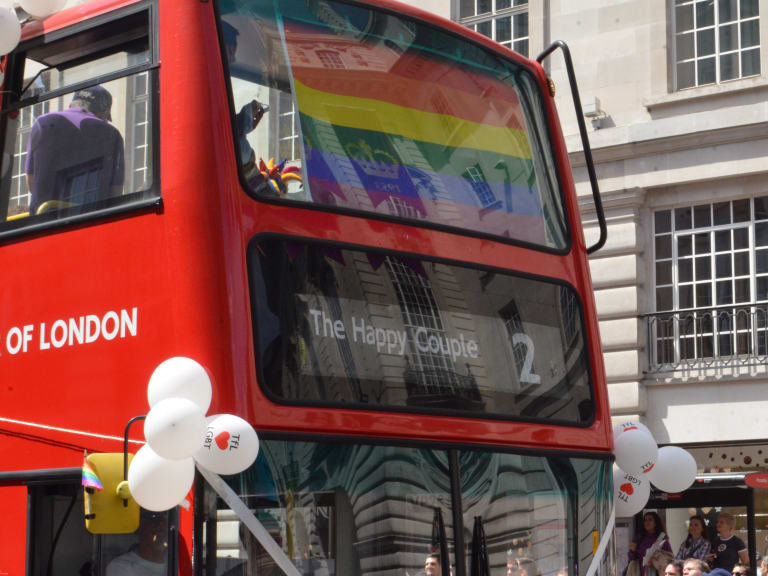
(628, 512), (673, 576)
(676, 516), (712, 561)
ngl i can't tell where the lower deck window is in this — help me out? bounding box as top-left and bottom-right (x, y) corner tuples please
(199, 438), (615, 576)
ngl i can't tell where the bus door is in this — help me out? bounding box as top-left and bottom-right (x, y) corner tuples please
(647, 479), (756, 567)
(0, 469), (175, 576)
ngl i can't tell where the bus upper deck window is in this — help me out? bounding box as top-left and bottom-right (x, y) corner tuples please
(0, 7), (158, 238)
(220, 0), (568, 251)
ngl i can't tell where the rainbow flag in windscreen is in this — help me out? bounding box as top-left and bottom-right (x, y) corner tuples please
(82, 455), (103, 491)
(283, 15), (547, 245)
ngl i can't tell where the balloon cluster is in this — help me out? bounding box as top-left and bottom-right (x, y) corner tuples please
(127, 357), (260, 512)
(0, 0), (68, 57)
(613, 421), (698, 517)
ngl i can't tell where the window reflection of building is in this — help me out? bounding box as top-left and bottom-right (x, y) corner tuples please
(385, 257), (483, 409)
(8, 102), (50, 216)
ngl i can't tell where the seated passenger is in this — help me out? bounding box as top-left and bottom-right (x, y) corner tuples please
(25, 85), (124, 215)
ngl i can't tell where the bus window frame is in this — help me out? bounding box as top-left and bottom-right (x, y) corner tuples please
(246, 232), (598, 428)
(213, 0), (574, 256)
(195, 431), (615, 576)
(0, 0), (161, 244)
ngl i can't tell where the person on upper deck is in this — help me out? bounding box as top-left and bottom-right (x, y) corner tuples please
(25, 85), (124, 215)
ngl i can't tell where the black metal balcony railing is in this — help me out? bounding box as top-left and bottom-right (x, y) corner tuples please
(645, 304), (768, 372)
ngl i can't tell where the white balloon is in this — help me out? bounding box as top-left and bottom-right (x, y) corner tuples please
(0, 7), (20, 56)
(614, 468), (651, 518)
(194, 414), (259, 475)
(148, 357), (212, 413)
(614, 428), (658, 477)
(19, 0), (65, 18)
(127, 445), (195, 512)
(613, 420), (651, 441)
(144, 397), (207, 460)
(647, 446), (698, 493)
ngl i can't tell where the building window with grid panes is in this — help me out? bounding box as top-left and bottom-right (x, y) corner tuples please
(650, 198), (768, 370)
(458, 0), (529, 57)
(7, 101), (50, 218)
(277, 91), (299, 162)
(673, 0), (761, 90)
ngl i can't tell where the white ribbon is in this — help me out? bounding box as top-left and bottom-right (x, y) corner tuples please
(585, 504), (616, 576)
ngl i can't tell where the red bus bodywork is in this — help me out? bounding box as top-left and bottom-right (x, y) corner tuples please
(0, 0), (611, 569)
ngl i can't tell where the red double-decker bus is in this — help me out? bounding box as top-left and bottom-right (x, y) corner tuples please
(0, 0), (613, 575)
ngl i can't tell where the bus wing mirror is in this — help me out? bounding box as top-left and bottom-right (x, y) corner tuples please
(84, 452), (140, 534)
(537, 40), (607, 254)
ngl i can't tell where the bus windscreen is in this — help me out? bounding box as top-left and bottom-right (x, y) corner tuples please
(248, 238), (594, 424)
(220, 0), (568, 249)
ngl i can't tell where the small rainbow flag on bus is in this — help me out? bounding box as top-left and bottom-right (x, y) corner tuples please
(82, 454), (103, 491)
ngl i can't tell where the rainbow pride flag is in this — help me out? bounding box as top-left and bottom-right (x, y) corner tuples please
(278, 12), (548, 244)
(82, 455), (103, 491)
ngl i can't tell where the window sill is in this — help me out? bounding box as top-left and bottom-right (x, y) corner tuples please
(643, 76), (768, 112)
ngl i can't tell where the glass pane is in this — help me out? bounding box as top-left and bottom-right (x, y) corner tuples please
(716, 254), (732, 278)
(514, 13), (529, 38)
(757, 223), (768, 246)
(1, 73), (156, 231)
(208, 441), (455, 576)
(459, 451), (572, 576)
(676, 206), (693, 230)
(714, 201), (731, 225)
(694, 204), (711, 227)
(496, 16), (511, 42)
(656, 235), (672, 259)
(742, 48), (761, 76)
(735, 279), (750, 303)
(733, 199), (750, 222)
(657, 286), (673, 311)
(250, 239), (593, 422)
(679, 285), (694, 309)
(513, 39), (529, 58)
(676, 4), (695, 31)
(655, 210), (672, 233)
(698, 57), (716, 84)
(460, 0), (475, 18)
(717, 280), (733, 304)
(757, 277), (768, 300)
(741, 0), (758, 18)
(679, 258), (694, 282)
(734, 252), (750, 276)
(720, 52), (739, 81)
(497, 0), (512, 8)
(221, 0), (568, 248)
(719, 23), (737, 51)
(696, 0), (714, 27)
(757, 250), (768, 274)
(697, 283), (712, 307)
(697, 256), (713, 280)
(755, 197), (768, 220)
(677, 61), (695, 88)
(695, 232), (711, 254)
(677, 33), (695, 61)
(678, 235), (693, 257)
(697, 29), (715, 56)
(656, 260), (673, 285)
(715, 230), (731, 252)
(734, 227), (748, 249)
(719, 0), (737, 22)
(478, 0), (491, 13)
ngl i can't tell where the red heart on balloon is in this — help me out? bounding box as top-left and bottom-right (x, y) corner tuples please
(215, 431), (230, 450)
(620, 483), (634, 495)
